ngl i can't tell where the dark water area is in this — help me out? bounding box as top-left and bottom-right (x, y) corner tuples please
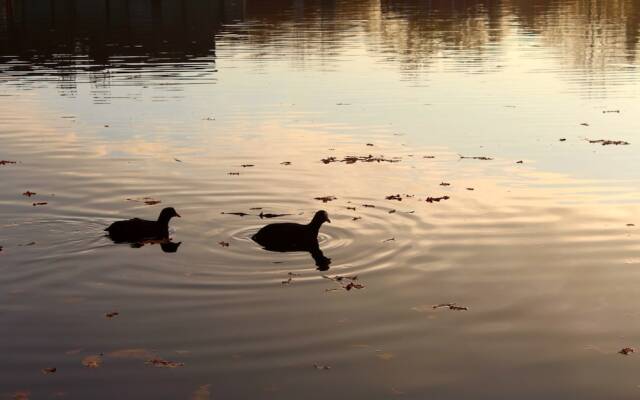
(1, 0), (640, 398)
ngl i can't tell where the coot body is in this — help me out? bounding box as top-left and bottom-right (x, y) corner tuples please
(105, 207), (181, 243)
(252, 210), (330, 251)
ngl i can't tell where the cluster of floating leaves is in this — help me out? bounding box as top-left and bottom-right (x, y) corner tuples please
(425, 196), (450, 203)
(321, 155), (401, 164)
(459, 155), (493, 161)
(0, 160), (17, 165)
(587, 139), (630, 146)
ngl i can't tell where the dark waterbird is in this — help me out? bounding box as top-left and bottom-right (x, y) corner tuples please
(252, 210), (332, 270)
(105, 207), (181, 252)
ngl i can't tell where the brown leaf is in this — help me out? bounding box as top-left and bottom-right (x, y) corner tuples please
(383, 237), (395, 243)
(366, 143), (374, 146)
(559, 138), (567, 142)
(439, 182), (450, 186)
(32, 202), (48, 206)
(314, 196), (337, 203)
(218, 241), (230, 247)
(145, 358), (184, 368)
(280, 161), (291, 165)
(423, 155), (435, 159)
(105, 311), (119, 319)
(433, 303), (468, 311)
(352, 217), (362, 221)
(619, 347), (635, 355)
(466, 188), (474, 191)
(459, 155), (493, 161)
(22, 191), (36, 197)
(346, 206), (356, 211)
(82, 355), (103, 368)
(580, 123), (589, 126)
(362, 204), (375, 208)
(587, 139), (630, 146)
(385, 194), (402, 201)
(516, 160), (524, 164)
(0, 160), (17, 166)
(41, 367), (57, 375)
(228, 172), (240, 175)
(241, 164), (254, 168)
(388, 210), (396, 214)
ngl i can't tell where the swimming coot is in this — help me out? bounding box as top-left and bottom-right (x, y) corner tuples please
(105, 207), (181, 243)
(252, 210), (332, 270)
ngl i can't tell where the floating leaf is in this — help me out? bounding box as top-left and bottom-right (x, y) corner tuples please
(362, 204), (375, 208)
(0, 160), (17, 166)
(228, 172), (240, 175)
(105, 311), (119, 319)
(221, 212), (250, 217)
(580, 123), (589, 126)
(516, 160), (523, 164)
(602, 110), (620, 114)
(459, 155), (493, 161)
(322, 155), (400, 164)
(127, 197), (161, 206)
(366, 143), (374, 146)
(466, 188), (474, 191)
(218, 241), (230, 247)
(559, 138), (567, 142)
(32, 202), (48, 206)
(346, 207), (356, 211)
(145, 358), (184, 368)
(385, 194), (402, 201)
(82, 355), (103, 368)
(383, 237), (395, 243)
(619, 347), (635, 355)
(259, 212), (291, 219)
(241, 164), (254, 168)
(22, 191), (36, 197)
(41, 367), (56, 375)
(315, 196), (337, 203)
(423, 155), (435, 159)
(425, 196), (450, 203)
(439, 182), (450, 186)
(352, 217), (362, 221)
(388, 210), (396, 214)
(280, 161), (291, 165)
(433, 303), (468, 311)
(174, 158), (183, 162)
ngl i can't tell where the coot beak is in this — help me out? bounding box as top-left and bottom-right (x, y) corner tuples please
(175, 212), (181, 218)
(326, 217), (331, 223)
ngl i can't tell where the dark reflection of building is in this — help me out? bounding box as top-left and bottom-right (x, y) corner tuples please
(0, 0), (245, 95)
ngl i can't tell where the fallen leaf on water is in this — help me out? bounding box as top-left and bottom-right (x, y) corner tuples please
(259, 212), (291, 219)
(466, 188), (475, 191)
(363, 204), (375, 208)
(559, 138), (567, 142)
(18, 242), (35, 247)
(22, 191), (36, 197)
(280, 161), (291, 165)
(388, 210), (396, 214)
(440, 182), (450, 186)
(32, 202), (48, 206)
(315, 196), (337, 203)
(41, 367), (56, 375)
(423, 155), (435, 159)
(366, 143), (374, 146)
(383, 237), (395, 243)
(346, 206), (356, 211)
(619, 347), (635, 355)
(241, 164), (254, 168)
(313, 364), (331, 370)
(228, 172), (240, 175)
(587, 139), (630, 146)
(250, 207), (263, 210)
(107, 349), (157, 359)
(105, 311), (119, 319)
(0, 160), (17, 166)
(191, 384), (212, 400)
(580, 123), (589, 126)
(352, 217), (362, 221)
(221, 212), (250, 217)
(627, 224), (635, 227)
(218, 241), (230, 247)
(82, 355), (103, 368)
(425, 196), (450, 203)
(603, 110), (620, 114)
(386, 194), (403, 201)
(174, 158), (182, 162)
(145, 358), (184, 368)
(11, 391), (30, 400)
(459, 155), (493, 161)
(516, 160), (524, 164)
(433, 303), (468, 311)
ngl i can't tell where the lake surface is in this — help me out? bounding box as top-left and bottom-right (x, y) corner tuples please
(1, 0), (640, 398)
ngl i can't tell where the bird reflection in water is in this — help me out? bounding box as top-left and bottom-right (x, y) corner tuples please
(252, 210), (332, 270)
(105, 207), (182, 253)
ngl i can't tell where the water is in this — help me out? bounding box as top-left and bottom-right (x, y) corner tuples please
(1, 0), (640, 398)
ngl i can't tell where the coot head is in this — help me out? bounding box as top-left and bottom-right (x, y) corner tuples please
(158, 207), (181, 223)
(311, 210), (331, 226)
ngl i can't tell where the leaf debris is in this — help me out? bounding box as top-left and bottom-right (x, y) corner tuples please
(619, 347), (635, 355)
(22, 191), (36, 197)
(425, 196), (450, 203)
(105, 311), (119, 319)
(32, 202), (48, 206)
(145, 358), (185, 368)
(321, 155), (401, 164)
(433, 303), (468, 311)
(459, 155), (493, 161)
(315, 196), (337, 203)
(587, 139), (630, 146)
(218, 241), (230, 247)
(0, 160), (17, 165)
